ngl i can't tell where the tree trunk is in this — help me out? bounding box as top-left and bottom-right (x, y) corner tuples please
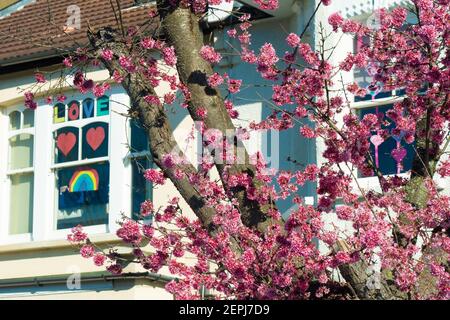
(89, 28), (218, 232)
(157, 1), (282, 233)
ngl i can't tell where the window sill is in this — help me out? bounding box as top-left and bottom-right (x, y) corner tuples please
(352, 172), (410, 195)
(0, 233), (121, 254)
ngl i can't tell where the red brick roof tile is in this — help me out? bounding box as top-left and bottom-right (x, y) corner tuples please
(0, 0), (154, 66)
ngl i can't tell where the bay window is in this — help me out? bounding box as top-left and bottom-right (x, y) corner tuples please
(0, 88), (151, 244)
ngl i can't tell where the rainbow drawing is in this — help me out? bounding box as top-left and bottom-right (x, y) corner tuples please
(69, 168), (99, 192)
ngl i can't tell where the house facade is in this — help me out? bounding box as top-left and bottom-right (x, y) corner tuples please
(0, 0), (431, 299)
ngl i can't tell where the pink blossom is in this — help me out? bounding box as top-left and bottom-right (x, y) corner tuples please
(93, 83), (110, 97)
(119, 55), (136, 73)
(162, 154), (177, 168)
(141, 37), (155, 49)
(207, 73), (224, 87)
(253, 0), (279, 10)
(199, 45), (222, 64)
(113, 70), (124, 83)
(73, 71), (84, 86)
(80, 79), (94, 93)
(148, 8), (157, 18)
(227, 79), (242, 93)
(80, 244), (95, 258)
(143, 225), (154, 238)
(35, 72), (46, 83)
(257, 43), (279, 68)
(419, 25), (437, 42)
(106, 264), (123, 275)
(93, 253), (106, 266)
(336, 205), (353, 220)
(196, 107), (208, 119)
(328, 12), (343, 31)
(65, 0), (450, 300)
(101, 49), (114, 61)
(140, 200), (154, 217)
(300, 126), (316, 138)
(67, 225), (87, 243)
(144, 95), (161, 106)
(144, 169), (166, 185)
(286, 33), (301, 47)
(438, 160), (450, 177)
(334, 251), (351, 264)
(162, 46), (177, 66)
(57, 94), (67, 102)
(63, 57), (73, 67)
(227, 29), (237, 38)
(116, 219), (142, 244)
(163, 92), (176, 104)
(24, 91), (37, 110)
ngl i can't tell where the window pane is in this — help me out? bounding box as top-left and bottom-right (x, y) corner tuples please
(56, 162), (109, 229)
(9, 111), (20, 131)
(82, 122), (108, 160)
(359, 104), (415, 176)
(23, 109), (34, 128)
(130, 119), (148, 152)
(131, 158), (152, 220)
(9, 134), (33, 170)
(55, 127), (79, 163)
(9, 173), (34, 235)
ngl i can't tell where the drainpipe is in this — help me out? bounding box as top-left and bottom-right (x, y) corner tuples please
(0, 272), (177, 289)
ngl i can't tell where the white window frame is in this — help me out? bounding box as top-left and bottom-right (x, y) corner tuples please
(0, 86), (133, 245)
(49, 94), (111, 238)
(125, 117), (153, 221)
(0, 106), (35, 244)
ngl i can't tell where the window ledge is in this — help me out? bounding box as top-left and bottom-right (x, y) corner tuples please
(0, 233), (121, 254)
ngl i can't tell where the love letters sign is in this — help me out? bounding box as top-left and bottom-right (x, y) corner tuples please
(53, 96), (109, 123)
(54, 96), (109, 163)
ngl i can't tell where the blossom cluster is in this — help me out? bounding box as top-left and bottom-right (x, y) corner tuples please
(57, 0), (450, 300)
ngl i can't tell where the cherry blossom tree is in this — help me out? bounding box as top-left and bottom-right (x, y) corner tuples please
(25, 0), (449, 299)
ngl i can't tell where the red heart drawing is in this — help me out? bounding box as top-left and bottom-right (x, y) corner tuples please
(391, 147), (407, 162)
(86, 127), (105, 151)
(57, 132), (77, 157)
